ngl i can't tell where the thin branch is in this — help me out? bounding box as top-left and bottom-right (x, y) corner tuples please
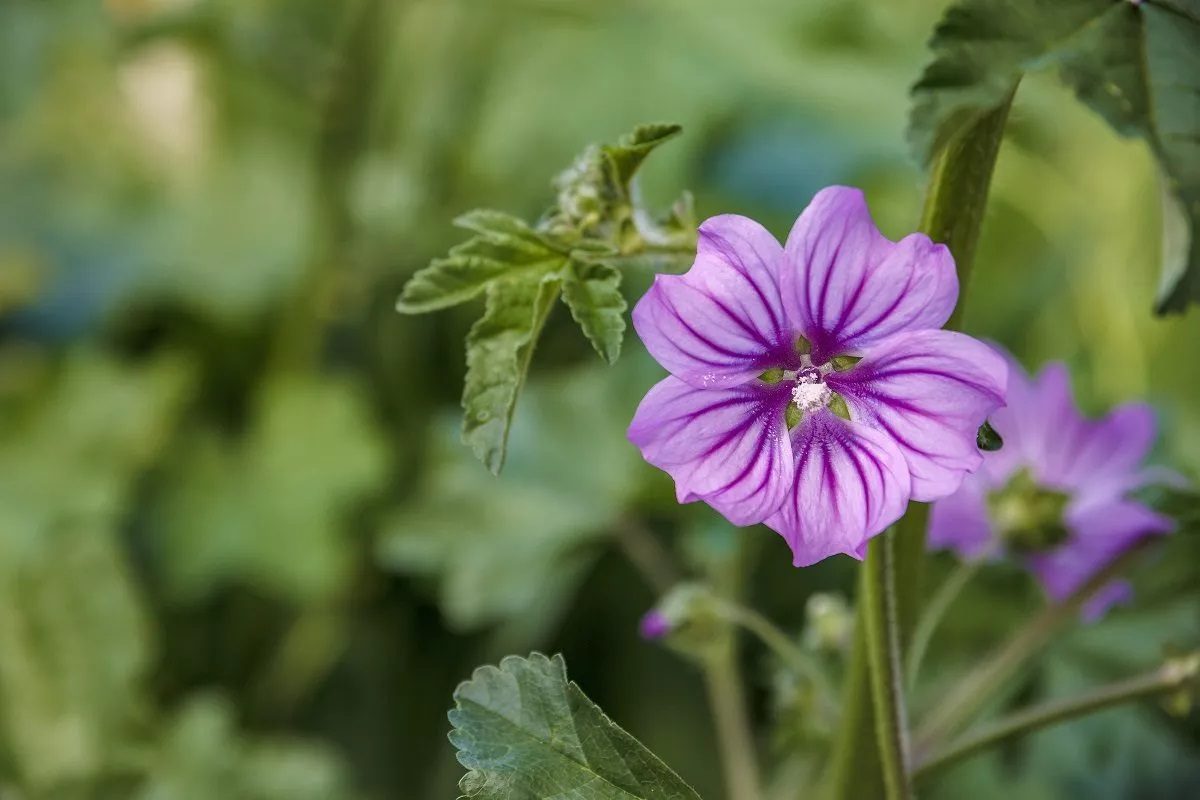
(913, 538), (1157, 752)
(915, 653), (1200, 777)
(716, 600), (839, 723)
(704, 648), (764, 800)
(612, 516), (681, 595)
(906, 554), (989, 688)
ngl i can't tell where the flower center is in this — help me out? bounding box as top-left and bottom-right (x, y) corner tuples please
(787, 356), (834, 413)
(988, 469), (1071, 553)
(791, 370), (831, 412)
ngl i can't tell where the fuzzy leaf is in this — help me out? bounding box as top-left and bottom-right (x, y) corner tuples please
(462, 273), (561, 474)
(604, 123), (683, 190)
(397, 212), (566, 313)
(562, 260), (627, 363)
(448, 653), (702, 800)
(909, 0), (1200, 313)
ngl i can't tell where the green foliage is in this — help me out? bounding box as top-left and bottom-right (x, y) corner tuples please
(378, 364), (643, 635)
(135, 695), (357, 800)
(909, 0), (1200, 313)
(0, 354), (188, 793)
(562, 260), (627, 364)
(462, 274), (563, 474)
(397, 123), (692, 472)
(155, 375), (388, 604)
(448, 653), (701, 800)
(397, 212), (568, 314)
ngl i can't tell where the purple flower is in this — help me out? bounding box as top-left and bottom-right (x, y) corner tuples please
(928, 356), (1175, 619)
(628, 186), (1006, 566)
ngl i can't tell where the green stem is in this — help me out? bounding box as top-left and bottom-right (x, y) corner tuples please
(915, 652), (1200, 778)
(704, 645), (763, 800)
(906, 556), (987, 689)
(862, 531), (914, 800)
(912, 539), (1155, 754)
(821, 93), (1015, 800)
(717, 600), (838, 723)
(613, 517), (681, 595)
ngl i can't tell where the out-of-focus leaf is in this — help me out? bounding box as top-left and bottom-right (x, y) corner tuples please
(448, 653), (701, 800)
(561, 260), (626, 364)
(908, 0), (1200, 314)
(462, 274), (561, 475)
(0, 353), (191, 793)
(135, 694), (357, 800)
(378, 362), (644, 633)
(155, 374), (387, 605)
(397, 212), (567, 314)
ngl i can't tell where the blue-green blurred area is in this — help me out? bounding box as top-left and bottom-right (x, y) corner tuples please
(1, 0), (1197, 797)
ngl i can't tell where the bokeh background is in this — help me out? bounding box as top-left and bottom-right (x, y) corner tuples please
(1, 0), (1198, 798)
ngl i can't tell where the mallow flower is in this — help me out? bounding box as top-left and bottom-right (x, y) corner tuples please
(928, 356), (1175, 619)
(628, 186), (1006, 566)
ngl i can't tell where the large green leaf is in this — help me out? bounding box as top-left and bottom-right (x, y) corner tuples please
(397, 212), (568, 314)
(461, 273), (561, 474)
(908, 0), (1200, 313)
(155, 374), (387, 605)
(448, 653), (702, 800)
(561, 259), (627, 364)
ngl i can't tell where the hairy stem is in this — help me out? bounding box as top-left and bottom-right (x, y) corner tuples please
(913, 540), (1155, 753)
(822, 94), (1016, 800)
(862, 531), (914, 799)
(915, 653), (1200, 778)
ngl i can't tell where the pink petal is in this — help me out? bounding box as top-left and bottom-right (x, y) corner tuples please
(1059, 404), (1158, 502)
(763, 410), (910, 567)
(828, 329), (1006, 502)
(632, 215), (790, 389)
(1028, 498), (1172, 613)
(628, 376), (793, 525)
(927, 472), (995, 559)
(780, 187), (958, 361)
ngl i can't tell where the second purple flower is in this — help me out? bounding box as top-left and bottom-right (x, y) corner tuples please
(628, 186), (1006, 566)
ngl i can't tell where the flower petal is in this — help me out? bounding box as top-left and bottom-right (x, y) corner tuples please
(927, 472), (995, 559)
(1027, 498), (1172, 611)
(632, 215), (790, 388)
(1060, 404), (1158, 501)
(628, 376), (793, 525)
(780, 186), (958, 360)
(828, 329), (1006, 502)
(763, 410), (910, 567)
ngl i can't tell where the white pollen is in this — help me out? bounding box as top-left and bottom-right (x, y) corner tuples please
(791, 380), (831, 412)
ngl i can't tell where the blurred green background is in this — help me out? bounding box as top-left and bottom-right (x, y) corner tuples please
(1, 0), (1197, 797)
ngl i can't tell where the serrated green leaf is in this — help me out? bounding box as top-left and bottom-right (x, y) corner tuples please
(397, 212), (566, 314)
(448, 653), (702, 800)
(462, 274), (561, 474)
(562, 260), (626, 363)
(909, 0), (1200, 313)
